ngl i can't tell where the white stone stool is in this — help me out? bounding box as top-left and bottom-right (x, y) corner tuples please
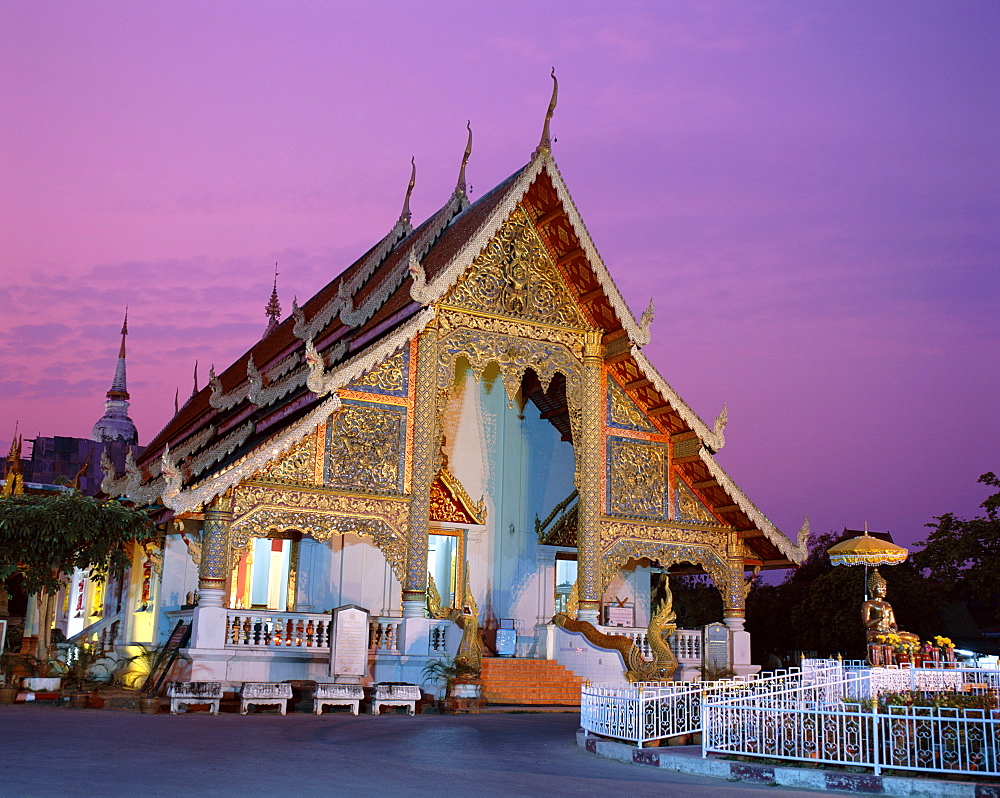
(239, 682), (293, 715)
(313, 683), (364, 715)
(167, 681), (223, 715)
(370, 683), (420, 715)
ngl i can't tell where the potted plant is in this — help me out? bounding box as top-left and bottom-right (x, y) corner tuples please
(57, 642), (114, 707)
(0, 652), (24, 704)
(421, 657), (461, 714)
(114, 641), (189, 713)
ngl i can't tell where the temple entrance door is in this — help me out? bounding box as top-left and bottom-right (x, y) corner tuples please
(231, 533), (301, 611)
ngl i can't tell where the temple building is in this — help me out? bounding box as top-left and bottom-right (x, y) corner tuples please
(101, 84), (808, 691)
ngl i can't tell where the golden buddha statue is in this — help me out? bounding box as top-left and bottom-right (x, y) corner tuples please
(862, 569), (919, 644)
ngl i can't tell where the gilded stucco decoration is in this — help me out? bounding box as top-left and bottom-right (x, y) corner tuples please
(429, 466), (487, 525)
(345, 348), (408, 397)
(255, 432), (318, 487)
(674, 476), (720, 525)
(576, 331), (605, 611)
(230, 484), (407, 582)
(325, 401), (406, 495)
(600, 520), (728, 554)
(607, 379), (657, 433)
(607, 437), (666, 519)
(443, 204), (588, 330)
(599, 538), (729, 594)
(437, 326), (583, 413)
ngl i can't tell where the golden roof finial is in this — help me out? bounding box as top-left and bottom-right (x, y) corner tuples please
(192, 360), (199, 397)
(535, 68), (559, 157)
(118, 306), (128, 359)
(400, 157), (416, 223)
(456, 120), (472, 195)
(264, 263), (281, 335)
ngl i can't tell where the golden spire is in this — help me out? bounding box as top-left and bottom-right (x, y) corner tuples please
(119, 307), (128, 359)
(3, 430), (24, 496)
(456, 120), (472, 195)
(534, 68), (559, 157)
(192, 360), (199, 397)
(400, 157), (416, 223)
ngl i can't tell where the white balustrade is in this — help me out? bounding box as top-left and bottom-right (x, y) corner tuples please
(223, 610), (406, 655)
(226, 611), (332, 649)
(428, 621), (451, 655)
(369, 618), (402, 653)
(592, 625), (702, 665)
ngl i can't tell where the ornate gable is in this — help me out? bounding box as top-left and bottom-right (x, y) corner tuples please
(441, 204), (589, 330)
(429, 466), (487, 525)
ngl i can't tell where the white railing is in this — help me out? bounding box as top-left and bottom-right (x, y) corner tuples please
(369, 617), (402, 653)
(68, 611), (125, 653)
(594, 626), (702, 663)
(428, 621), (451, 655)
(223, 610), (408, 654)
(703, 666), (1000, 777)
(226, 611), (332, 649)
(581, 661), (841, 744)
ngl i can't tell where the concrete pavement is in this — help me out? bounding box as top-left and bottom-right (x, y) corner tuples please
(0, 704), (826, 797)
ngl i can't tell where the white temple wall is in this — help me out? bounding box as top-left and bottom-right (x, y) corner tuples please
(446, 366), (575, 644)
(150, 535), (198, 643)
(295, 534), (399, 616)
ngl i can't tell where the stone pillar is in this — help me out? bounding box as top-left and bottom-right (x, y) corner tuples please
(191, 495), (231, 649)
(576, 331), (604, 623)
(402, 324), (438, 618)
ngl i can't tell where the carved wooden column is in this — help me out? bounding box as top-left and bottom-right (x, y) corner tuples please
(576, 330), (604, 623)
(402, 323), (438, 618)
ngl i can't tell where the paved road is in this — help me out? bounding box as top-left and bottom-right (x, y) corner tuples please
(0, 705), (827, 797)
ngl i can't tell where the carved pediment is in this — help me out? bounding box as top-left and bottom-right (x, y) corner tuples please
(442, 204), (588, 330)
(429, 466), (486, 525)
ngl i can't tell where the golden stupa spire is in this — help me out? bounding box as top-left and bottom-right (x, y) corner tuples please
(456, 120), (472, 196)
(534, 68), (559, 157)
(3, 428), (24, 496)
(400, 157), (416, 223)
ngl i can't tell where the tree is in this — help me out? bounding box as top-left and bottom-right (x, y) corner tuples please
(913, 472), (1000, 627)
(0, 491), (156, 662)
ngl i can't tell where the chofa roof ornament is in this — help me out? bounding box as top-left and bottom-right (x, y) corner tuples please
(534, 68), (558, 157)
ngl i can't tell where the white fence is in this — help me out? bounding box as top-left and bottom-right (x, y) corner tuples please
(704, 665), (1000, 777)
(581, 661), (841, 744)
(581, 660), (1000, 777)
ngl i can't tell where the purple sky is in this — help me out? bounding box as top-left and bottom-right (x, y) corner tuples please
(2, 2), (997, 553)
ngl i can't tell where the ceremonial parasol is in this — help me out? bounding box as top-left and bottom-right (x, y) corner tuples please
(827, 524), (908, 599)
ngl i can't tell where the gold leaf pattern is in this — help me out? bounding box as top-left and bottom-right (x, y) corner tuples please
(443, 204), (588, 329)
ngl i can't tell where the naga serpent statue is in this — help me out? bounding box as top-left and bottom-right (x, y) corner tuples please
(552, 580), (678, 682)
(427, 570), (483, 679)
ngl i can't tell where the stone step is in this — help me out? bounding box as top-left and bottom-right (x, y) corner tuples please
(479, 657), (582, 706)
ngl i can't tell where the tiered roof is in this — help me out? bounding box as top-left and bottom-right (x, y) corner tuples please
(115, 101), (805, 569)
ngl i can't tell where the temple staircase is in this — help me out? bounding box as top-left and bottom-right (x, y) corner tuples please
(479, 658), (582, 706)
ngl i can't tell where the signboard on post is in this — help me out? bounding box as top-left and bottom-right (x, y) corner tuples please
(704, 622), (730, 672)
(329, 604), (370, 684)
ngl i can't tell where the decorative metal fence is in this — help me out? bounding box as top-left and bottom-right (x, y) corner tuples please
(703, 668), (1000, 777)
(581, 661), (844, 745)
